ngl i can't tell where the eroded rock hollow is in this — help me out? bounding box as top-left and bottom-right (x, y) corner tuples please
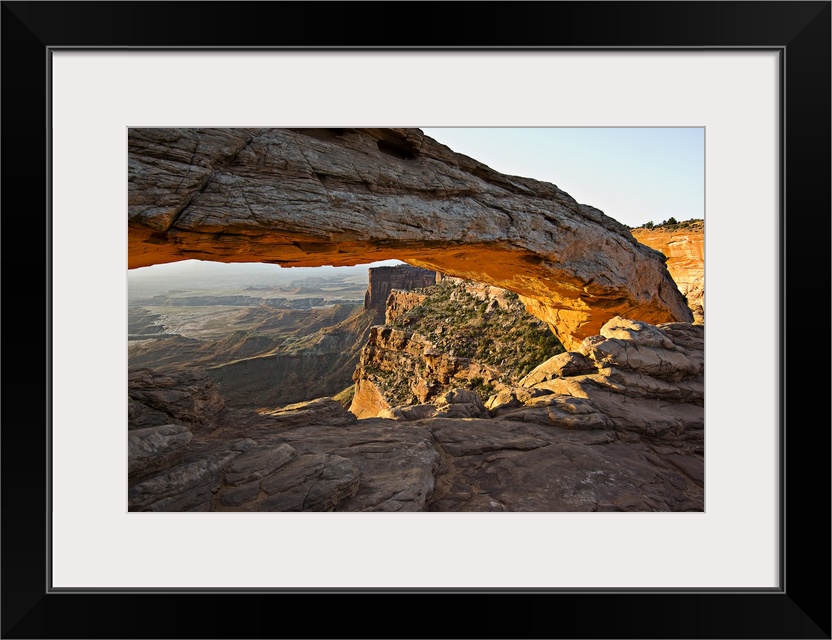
(129, 128), (692, 349)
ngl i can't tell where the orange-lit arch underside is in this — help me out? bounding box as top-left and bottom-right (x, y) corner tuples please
(128, 127), (692, 350)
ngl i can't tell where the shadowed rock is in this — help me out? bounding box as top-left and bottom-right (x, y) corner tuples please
(256, 454), (360, 512)
(379, 388), (490, 421)
(128, 447), (241, 511)
(364, 264), (437, 321)
(128, 368), (224, 433)
(128, 424), (193, 482)
(126, 313), (703, 513)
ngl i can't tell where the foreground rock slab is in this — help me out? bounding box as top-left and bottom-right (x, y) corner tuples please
(422, 418), (700, 512)
(129, 368), (224, 433)
(127, 314), (704, 513)
(128, 424), (193, 482)
(507, 317), (704, 443)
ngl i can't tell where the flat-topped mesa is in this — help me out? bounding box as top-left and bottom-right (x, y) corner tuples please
(128, 127), (693, 349)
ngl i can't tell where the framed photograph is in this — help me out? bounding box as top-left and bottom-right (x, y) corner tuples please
(3, 2), (829, 638)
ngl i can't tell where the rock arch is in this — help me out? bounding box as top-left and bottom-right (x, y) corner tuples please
(128, 127), (692, 349)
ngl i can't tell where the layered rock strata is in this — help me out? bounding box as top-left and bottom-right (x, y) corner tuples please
(384, 290), (429, 326)
(128, 302), (375, 409)
(499, 316), (704, 444)
(350, 277), (563, 418)
(128, 127), (692, 348)
(631, 221), (704, 323)
(363, 264), (437, 320)
(348, 325), (507, 419)
(128, 368), (224, 433)
(128, 316), (703, 512)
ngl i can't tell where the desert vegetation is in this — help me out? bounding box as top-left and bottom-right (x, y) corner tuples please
(390, 278), (564, 378)
(634, 217), (703, 231)
(353, 278), (567, 406)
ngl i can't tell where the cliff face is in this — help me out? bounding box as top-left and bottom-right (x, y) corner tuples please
(205, 306), (375, 408)
(128, 127), (692, 349)
(631, 221), (704, 323)
(363, 264), (437, 321)
(349, 325), (499, 418)
(128, 315), (703, 513)
(129, 303), (374, 408)
(384, 290), (429, 326)
(349, 278), (564, 418)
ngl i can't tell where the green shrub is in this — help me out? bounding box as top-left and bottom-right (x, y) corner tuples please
(387, 278), (564, 383)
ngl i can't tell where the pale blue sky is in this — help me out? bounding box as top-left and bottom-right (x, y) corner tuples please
(422, 127), (704, 229)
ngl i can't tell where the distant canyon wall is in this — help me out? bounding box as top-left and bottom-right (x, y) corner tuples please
(363, 264), (437, 321)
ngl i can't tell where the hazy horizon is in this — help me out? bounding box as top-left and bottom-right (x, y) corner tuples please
(128, 258), (404, 299)
(129, 258), (403, 279)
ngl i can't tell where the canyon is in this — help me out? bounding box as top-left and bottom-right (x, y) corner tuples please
(129, 263), (442, 408)
(127, 127), (704, 512)
(129, 314), (703, 512)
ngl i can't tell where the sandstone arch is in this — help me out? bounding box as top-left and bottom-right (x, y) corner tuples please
(128, 127), (693, 349)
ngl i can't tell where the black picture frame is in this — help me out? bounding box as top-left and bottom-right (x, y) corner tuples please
(3, 2), (829, 638)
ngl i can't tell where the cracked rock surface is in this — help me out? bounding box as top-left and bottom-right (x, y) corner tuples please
(127, 318), (703, 512)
